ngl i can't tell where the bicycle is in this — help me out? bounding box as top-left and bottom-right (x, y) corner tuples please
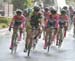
(32, 28), (39, 49)
(24, 28), (34, 56)
(47, 26), (55, 52)
(11, 28), (19, 54)
(57, 25), (64, 47)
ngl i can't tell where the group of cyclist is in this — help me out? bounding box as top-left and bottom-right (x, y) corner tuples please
(8, 5), (75, 53)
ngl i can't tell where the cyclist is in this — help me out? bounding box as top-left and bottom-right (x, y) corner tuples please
(30, 6), (43, 39)
(24, 6), (43, 51)
(56, 9), (69, 46)
(61, 9), (69, 37)
(23, 9), (32, 52)
(44, 8), (59, 49)
(42, 7), (50, 39)
(9, 9), (26, 50)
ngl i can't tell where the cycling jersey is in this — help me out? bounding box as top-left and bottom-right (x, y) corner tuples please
(59, 15), (69, 28)
(47, 20), (56, 28)
(44, 11), (51, 27)
(10, 15), (26, 29)
(30, 12), (42, 28)
(46, 14), (59, 28)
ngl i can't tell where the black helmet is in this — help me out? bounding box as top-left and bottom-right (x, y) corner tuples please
(61, 9), (66, 14)
(34, 6), (40, 12)
(16, 9), (22, 15)
(44, 7), (49, 11)
(50, 8), (57, 14)
(63, 6), (67, 10)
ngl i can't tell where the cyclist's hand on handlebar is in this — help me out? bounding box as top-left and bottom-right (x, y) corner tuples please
(9, 27), (11, 31)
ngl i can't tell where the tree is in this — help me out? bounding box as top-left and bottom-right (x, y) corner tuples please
(24, 0), (34, 8)
(12, 0), (25, 10)
(12, 0), (34, 10)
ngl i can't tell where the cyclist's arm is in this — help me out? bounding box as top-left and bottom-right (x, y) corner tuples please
(9, 18), (15, 28)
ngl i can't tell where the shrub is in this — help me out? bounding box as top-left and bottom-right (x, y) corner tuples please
(0, 23), (8, 29)
(0, 17), (8, 25)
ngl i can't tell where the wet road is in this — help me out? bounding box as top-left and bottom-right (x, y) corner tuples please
(0, 28), (75, 61)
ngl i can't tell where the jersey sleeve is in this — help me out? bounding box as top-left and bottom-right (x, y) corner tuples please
(9, 16), (16, 28)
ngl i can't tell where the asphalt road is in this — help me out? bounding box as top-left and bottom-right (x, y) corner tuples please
(0, 28), (75, 61)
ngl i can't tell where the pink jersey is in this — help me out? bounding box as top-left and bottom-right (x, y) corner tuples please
(49, 14), (59, 28)
(59, 15), (69, 22)
(10, 15), (26, 29)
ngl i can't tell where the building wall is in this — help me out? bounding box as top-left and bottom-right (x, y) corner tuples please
(0, 0), (13, 17)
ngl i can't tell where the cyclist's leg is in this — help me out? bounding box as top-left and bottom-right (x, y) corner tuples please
(36, 28), (42, 39)
(55, 28), (59, 45)
(64, 25), (68, 37)
(24, 31), (29, 52)
(44, 28), (50, 49)
(18, 28), (23, 41)
(24, 28), (32, 52)
(54, 28), (58, 41)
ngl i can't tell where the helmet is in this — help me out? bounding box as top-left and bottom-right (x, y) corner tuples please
(61, 9), (66, 14)
(63, 6), (68, 10)
(44, 7), (49, 11)
(16, 9), (22, 14)
(34, 6), (40, 12)
(50, 8), (57, 14)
